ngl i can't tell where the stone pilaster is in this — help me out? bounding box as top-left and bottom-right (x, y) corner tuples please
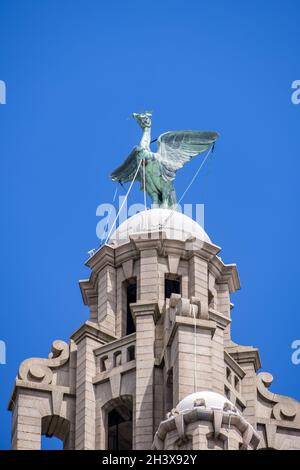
(11, 392), (42, 450)
(131, 301), (159, 449)
(226, 346), (261, 427)
(71, 323), (113, 450)
(97, 265), (117, 336)
(139, 249), (158, 301)
(74, 336), (97, 449)
(171, 320), (216, 403)
(188, 255), (209, 316)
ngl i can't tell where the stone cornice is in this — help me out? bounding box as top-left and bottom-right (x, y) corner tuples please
(167, 316), (217, 346)
(85, 244), (115, 270)
(209, 308), (231, 329)
(185, 238), (221, 263)
(130, 233), (165, 252)
(93, 360), (136, 385)
(130, 301), (160, 324)
(225, 345), (261, 371)
(209, 256), (241, 293)
(80, 234), (240, 307)
(153, 407), (260, 450)
(94, 332), (136, 356)
(257, 417), (300, 430)
(70, 320), (117, 345)
(79, 278), (97, 306)
(159, 238), (189, 259)
(114, 242), (139, 267)
(8, 381), (74, 411)
(224, 350), (246, 379)
(80, 245), (115, 306)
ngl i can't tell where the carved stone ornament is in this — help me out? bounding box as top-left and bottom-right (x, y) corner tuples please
(257, 372), (297, 421)
(18, 340), (70, 385)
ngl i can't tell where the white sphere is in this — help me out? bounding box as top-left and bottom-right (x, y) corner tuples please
(176, 391), (239, 414)
(108, 208), (211, 246)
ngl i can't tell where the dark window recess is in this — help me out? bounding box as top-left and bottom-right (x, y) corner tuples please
(127, 345), (135, 362)
(165, 369), (173, 413)
(208, 289), (214, 308)
(165, 277), (181, 299)
(107, 408), (133, 450)
(126, 283), (136, 335)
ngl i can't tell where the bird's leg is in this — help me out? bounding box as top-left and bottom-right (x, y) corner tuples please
(144, 169), (159, 208)
(150, 190), (159, 208)
(161, 184), (171, 208)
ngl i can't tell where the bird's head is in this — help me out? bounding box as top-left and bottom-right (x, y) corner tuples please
(132, 111), (152, 129)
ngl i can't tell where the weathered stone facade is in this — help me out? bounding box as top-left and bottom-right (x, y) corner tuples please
(9, 209), (300, 450)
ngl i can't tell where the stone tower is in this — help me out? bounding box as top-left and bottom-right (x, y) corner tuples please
(9, 208), (300, 450)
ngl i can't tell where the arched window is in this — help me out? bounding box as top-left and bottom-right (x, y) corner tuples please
(107, 400), (133, 450)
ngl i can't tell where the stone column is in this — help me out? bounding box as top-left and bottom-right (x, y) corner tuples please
(71, 325), (100, 450)
(131, 301), (159, 449)
(139, 248), (158, 301)
(226, 347), (261, 427)
(97, 265), (117, 336)
(188, 254), (209, 316)
(171, 320), (215, 403)
(11, 391), (42, 450)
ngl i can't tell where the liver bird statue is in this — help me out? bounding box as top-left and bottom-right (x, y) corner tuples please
(111, 112), (219, 208)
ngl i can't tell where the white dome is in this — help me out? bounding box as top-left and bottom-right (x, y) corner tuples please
(108, 208), (211, 246)
(176, 391), (239, 414)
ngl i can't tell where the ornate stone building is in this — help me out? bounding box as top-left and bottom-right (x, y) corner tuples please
(9, 209), (300, 450)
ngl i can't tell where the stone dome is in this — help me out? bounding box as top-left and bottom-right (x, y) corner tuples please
(176, 391), (239, 414)
(108, 208), (211, 246)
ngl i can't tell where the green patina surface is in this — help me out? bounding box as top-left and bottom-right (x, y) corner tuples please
(111, 112), (219, 208)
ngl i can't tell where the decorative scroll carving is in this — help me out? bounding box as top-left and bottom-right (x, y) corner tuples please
(257, 372), (297, 421)
(18, 340), (69, 385)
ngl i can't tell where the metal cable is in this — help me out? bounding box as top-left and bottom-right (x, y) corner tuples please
(105, 159), (142, 244)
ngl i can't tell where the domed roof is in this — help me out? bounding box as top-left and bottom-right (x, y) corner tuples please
(176, 391), (239, 414)
(108, 208), (211, 246)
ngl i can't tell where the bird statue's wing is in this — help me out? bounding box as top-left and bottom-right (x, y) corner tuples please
(111, 147), (141, 183)
(156, 130), (219, 182)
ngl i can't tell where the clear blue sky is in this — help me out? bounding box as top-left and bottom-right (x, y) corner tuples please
(0, 0), (299, 450)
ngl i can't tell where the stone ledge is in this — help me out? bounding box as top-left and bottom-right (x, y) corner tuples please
(226, 345), (262, 371)
(130, 301), (160, 324)
(224, 351), (246, 379)
(209, 308), (231, 329)
(8, 380), (74, 411)
(70, 320), (117, 345)
(153, 407), (260, 450)
(167, 316), (217, 347)
(94, 332), (136, 356)
(93, 360), (136, 384)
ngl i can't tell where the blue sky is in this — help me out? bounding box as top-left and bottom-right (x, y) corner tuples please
(0, 0), (299, 449)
